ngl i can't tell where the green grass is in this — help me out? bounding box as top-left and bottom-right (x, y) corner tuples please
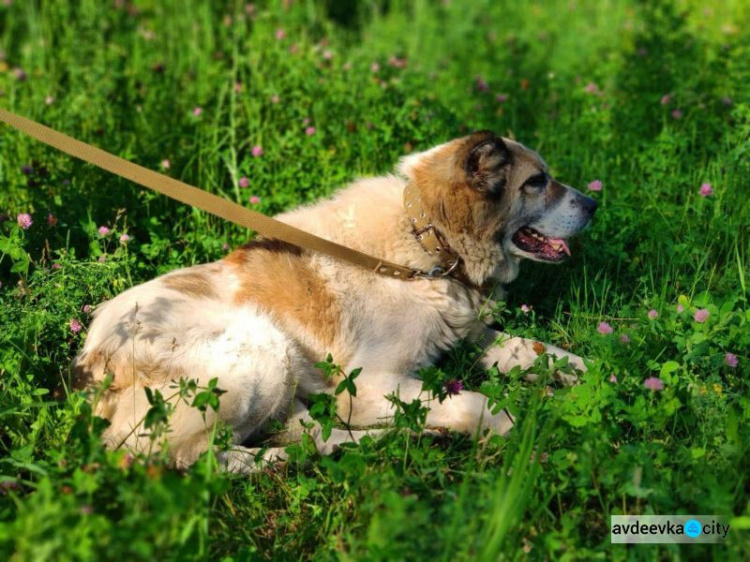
(1, 0), (749, 559)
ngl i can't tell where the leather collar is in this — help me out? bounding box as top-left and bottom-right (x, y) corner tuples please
(403, 183), (481, 289)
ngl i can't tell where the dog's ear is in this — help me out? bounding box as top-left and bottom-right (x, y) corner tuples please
(465, 136), (512, 196)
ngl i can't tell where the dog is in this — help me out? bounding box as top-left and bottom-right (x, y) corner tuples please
(72, 131), (597, 472)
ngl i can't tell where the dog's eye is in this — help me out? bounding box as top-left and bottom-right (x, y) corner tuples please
(523, 174), (548, 193)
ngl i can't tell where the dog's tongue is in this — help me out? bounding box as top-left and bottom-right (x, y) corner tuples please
(548, 237), (571, 256)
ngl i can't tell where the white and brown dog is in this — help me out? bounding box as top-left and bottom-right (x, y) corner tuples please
(73, 131), (597, 471)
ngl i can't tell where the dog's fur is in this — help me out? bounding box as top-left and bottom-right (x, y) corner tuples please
(73, 131), (597, 472)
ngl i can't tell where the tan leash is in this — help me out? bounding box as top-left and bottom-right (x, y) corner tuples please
(0, 108), (431, 280)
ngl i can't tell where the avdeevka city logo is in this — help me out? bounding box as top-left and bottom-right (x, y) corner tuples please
(610, 515), (729, 543)
(684, 519), (702, 538)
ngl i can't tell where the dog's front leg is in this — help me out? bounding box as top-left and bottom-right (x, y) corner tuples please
(477, 327), (585, 384)
(345, 378), (515, 437)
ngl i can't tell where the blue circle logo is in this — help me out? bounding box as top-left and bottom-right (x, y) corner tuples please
(685, 519), (702, 538)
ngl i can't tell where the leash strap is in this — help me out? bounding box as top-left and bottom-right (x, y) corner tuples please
(0, 108), (418, 280)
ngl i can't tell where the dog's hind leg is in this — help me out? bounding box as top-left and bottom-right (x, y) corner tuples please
(218, 427), (388, 473)
(217, 401), (387, 473)
(80, 297), (307, 469)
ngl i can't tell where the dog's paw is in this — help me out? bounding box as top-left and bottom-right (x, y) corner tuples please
(531, 342), (586, 386)
(420, 427), (451, 442)
(218, 446), (289, 474)
(552, 370), (580, 386)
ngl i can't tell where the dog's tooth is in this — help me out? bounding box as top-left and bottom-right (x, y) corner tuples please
(547, 237), (571, 256)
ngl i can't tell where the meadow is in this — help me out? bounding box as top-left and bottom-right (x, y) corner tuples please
(1, 0), (749, 559)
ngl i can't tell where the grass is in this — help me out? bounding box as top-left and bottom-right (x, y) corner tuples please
(1, 0), (749, 559)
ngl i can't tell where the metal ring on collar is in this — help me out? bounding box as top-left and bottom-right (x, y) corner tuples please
(415, 259), (460, 279)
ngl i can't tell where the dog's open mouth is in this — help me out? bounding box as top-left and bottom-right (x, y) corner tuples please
(512, 226), (571, 262)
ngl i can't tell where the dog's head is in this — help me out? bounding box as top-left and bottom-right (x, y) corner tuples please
(399, 131), (597, 284)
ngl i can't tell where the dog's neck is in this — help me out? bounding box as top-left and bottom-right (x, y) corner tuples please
(403, 183), (460, 271)
(402, 182), (520, 291)
(402, 183), (487, 290)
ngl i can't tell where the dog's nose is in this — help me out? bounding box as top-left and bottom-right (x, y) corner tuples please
(571, 194), (597, 217)
(582, 196), (597, 217)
